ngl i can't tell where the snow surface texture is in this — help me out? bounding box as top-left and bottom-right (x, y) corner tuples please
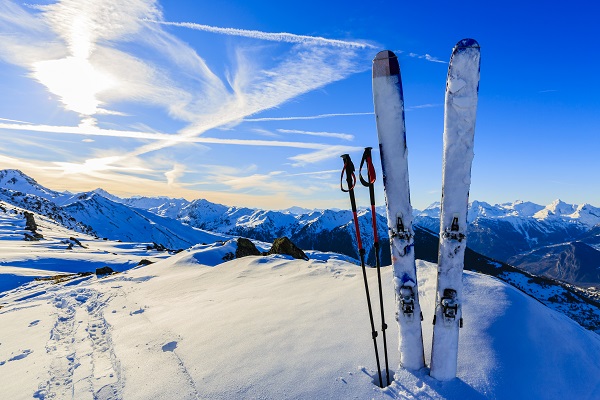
(373, 50), (425, 370)
(0, 202), (173, 293)
(1, 246), (600, 399)
(431, 39), (480, 381)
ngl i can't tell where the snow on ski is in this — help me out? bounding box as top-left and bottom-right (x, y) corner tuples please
(372, 50), (425, 371)
(430, 38), (481, 381)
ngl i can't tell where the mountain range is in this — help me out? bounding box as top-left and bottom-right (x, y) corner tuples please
(2, 169), (600, 287)
(1, 168), (600, 333)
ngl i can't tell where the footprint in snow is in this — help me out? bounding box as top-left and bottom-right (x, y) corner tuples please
(129, 307), (145, 316)
(162, 341), (178, 352)
(0, 349), (33, 365)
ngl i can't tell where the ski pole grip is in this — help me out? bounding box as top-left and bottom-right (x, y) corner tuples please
(340, 154), (356, 193)
(359, 147), (376, 187)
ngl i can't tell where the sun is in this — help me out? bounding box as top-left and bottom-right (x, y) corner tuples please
(32, 56), (116, 116)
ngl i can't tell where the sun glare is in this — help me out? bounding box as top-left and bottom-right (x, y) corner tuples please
(32, 56), (116, 116)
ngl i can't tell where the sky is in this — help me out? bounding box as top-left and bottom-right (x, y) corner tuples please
(0, 0), (598, 211)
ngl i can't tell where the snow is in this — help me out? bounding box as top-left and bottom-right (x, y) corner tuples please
(1, 245), (600, 399)
(0, 202), (176, 294)
(0, 169), (63, 202)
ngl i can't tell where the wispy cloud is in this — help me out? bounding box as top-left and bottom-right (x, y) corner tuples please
(289, 145), (361, 167)
(0, 117), (31, 124)
(0, 1), (373, 204)
(406, 103), (441, 111)
(0, 121), (353, 150)
(277, 129), (354, 141)
(148, 20), (375, 49)
(407, 52), (446, 64)
(165, 163), (185, 186)
(244, 112), (373, 122)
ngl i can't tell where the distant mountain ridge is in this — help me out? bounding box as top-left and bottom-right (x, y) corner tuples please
(2, 169), (600, 288)
(1, 169), (600, 333)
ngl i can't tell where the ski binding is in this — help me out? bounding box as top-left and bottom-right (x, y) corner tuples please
(442, 213), (465, 241)
(391, 213), (412, 241)
(399, 285), (415, 317)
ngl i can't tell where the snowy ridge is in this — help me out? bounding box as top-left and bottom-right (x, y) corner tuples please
(0, 201), (175, 293)
(0, 170), (65, 202)
(64, 193), (227, 249)
(2, 169), (600, 288)
(0, 188), (94, 235)
(418, 199), (600, 228)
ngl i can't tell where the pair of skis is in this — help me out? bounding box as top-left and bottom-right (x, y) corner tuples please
(340, 149), (390, 388)
(372, 39), (481, 380)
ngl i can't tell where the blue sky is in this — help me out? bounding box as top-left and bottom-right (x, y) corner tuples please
(0, 0), (598, 210)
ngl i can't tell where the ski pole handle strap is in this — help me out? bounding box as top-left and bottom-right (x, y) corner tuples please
(340, 154), (356, 193)
(359, 147), (376, 186)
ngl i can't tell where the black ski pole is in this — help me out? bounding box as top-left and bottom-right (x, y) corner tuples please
(340, 153), (383, 389)
(359, 147), (390, 386)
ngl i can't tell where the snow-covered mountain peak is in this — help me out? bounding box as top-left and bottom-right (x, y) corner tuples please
(91, 188), (122, 202)
(546, 199), (576, 215)
(498, 200), (544, 217)
(468, 200), (503, 222)
(418, 202), (441, 218)
(0, 169), (60, 200)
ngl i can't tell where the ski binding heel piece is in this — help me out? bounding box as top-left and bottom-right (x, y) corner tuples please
(440, 288), (458, 322)
(399, 285), (415, 317)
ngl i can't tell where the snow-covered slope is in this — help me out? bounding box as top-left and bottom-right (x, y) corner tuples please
(120, 196), (191, 220)
(63, 193), (227, 249)
(1, 247), (599, 399)
(0, 170), (65, 202)
(416, 199), (600, 267)
(0, 201), (174, 293)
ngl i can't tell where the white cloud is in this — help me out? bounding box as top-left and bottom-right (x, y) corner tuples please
(277, 129), (354, 141)
(244, 112), (373, 122)
(289, 145), (362, 167)
(407, 52), (446, 64)
(0, 2), (375, 202)
(165, 163), (185, 186)
(149, 20), (375, 49)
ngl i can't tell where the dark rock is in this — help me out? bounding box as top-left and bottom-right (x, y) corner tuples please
(23, 211), (43, 240)
(222, 252), (235, 261)
(266, 237), (309, 260)
(69, 237), (85, 248)
(235, 238), (261, 258)
(147, 242), (166, 251)
(137, 259), (154, 266)
(24, 211), (37, 231)
(96, 266), (115, 276)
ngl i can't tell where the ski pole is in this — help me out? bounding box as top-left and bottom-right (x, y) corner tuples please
(359, 147), (390, 386)
(340, 153), (383, 388)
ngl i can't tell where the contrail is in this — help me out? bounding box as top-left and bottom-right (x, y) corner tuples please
(147, 20), (376, 49)
(244, 112), (374, 122)
(277, 129), (354, 141)
(0, 122), (360, 150)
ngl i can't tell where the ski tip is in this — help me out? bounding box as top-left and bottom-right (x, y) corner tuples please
(455, 38), (480, 50)
(372, 50), (400, 78)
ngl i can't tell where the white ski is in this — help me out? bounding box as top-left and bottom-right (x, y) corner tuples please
(430, 39), (481, 381)
(372, 50), (425, 371)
